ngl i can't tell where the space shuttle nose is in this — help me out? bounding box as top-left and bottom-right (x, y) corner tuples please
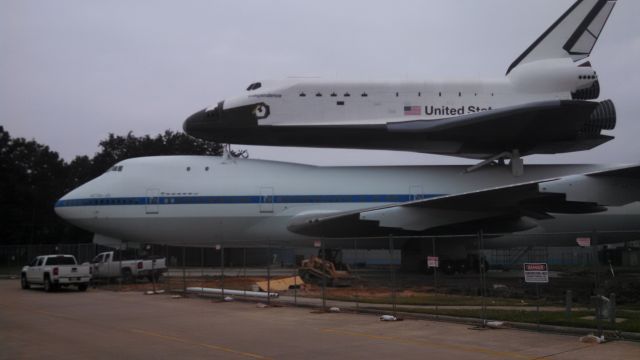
(183, 109), (209, 135)
(184, 100), (260, 143)
(183, 101), (228, 141)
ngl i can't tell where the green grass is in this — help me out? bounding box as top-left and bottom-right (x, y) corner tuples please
(372, 307), (640, 333)
(618, 303), (640, 311)
(313, 291), (640, 333)
(322, 293), (538, 307)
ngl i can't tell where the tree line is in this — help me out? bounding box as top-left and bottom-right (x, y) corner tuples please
(0, 126), (222, 245)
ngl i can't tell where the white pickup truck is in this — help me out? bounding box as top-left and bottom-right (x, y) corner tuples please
(91, 251), (167, 282)
(21, 254), (92, 292)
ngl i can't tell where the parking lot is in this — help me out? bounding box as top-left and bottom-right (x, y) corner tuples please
(1, 279), (638, 359)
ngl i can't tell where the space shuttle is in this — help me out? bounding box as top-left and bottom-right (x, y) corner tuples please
(184, 0), (618, 175)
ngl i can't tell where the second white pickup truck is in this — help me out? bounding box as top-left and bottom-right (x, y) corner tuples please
(91, 251), (167, 282)
(21, 254), (92, 292)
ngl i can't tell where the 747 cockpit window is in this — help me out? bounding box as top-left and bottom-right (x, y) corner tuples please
(109, 165), (124, 172)
(246, 82), (262, 91)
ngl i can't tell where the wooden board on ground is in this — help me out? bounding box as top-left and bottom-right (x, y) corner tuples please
(256, 276), (304, 292)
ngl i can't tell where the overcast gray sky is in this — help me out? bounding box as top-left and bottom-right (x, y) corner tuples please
(1, 0), (639, 166)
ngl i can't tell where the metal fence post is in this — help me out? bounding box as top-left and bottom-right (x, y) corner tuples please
(479, 230), (486, 327)
(118, 243), (123, 291)
(321, 239), (326, 312)
(220, 245), (225, 300)
(165, 246), (170, 289)
(565, 290), (573, 321)
(132, 246), (138, 285)
(536, 283), (540, 331)
(592, 230), (600, 294)
(596, 296), (604, 338)
(200, 247), (205, 297)
(610, 293), (617, 328)
(182, 246), (186, 292)
(389, 235), (397, 317)
(243, 247), (247, 297)
(433, 237), (438, 318)
(152, 255), (158, 292)
(5, 247), (9, 277)
(354, 238), (359, 313)
(293, 263), (298, 306)
(267, 243), (272, 306)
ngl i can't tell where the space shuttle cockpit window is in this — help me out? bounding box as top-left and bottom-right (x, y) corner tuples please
(246, 82), (262, 91)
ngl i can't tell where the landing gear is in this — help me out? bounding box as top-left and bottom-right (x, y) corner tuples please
(222, 144), (249, 160)
(465, 149), (523, 176)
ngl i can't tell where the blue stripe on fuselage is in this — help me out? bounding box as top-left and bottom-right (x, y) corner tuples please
(54, 194), (445, 208)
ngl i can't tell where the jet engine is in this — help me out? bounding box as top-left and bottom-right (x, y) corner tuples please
(581, 99), (616, 135)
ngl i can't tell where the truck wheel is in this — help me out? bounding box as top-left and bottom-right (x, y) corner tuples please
(21, 274), (30, 289)
(78, 284), (88, 292)
(121, 268), (133, 283)
(44, 276), (54, 292)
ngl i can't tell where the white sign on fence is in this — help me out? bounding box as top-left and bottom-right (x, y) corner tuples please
(523, 263), (549, 283)
(427, 256), (439, 268)
(576, 237), (591, 247)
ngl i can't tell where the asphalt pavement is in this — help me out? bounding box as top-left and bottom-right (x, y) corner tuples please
(1, 280), (638, 360)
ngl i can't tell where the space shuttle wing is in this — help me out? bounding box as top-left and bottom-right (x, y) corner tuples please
(287, 164), (640, 238)
(387, 100), (610, 156)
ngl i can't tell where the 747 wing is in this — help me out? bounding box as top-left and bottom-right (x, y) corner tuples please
(287, 165), (640, 238)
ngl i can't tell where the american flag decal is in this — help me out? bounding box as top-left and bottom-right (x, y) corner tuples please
(404, 106), (421, 116)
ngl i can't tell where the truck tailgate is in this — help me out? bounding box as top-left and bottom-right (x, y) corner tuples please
(57, 265), (91, 279)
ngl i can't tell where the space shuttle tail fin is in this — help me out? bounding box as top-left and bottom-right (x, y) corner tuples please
(506, 0), (617, 75)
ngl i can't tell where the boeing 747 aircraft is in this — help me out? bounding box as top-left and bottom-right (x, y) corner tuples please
(55, 156), (640, 262)
(184, 0), (618, 175)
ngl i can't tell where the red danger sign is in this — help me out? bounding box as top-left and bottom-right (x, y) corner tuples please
(576, 237), (591, 247)
(524, 263), (547, 271)
(523, 263), (549, 283)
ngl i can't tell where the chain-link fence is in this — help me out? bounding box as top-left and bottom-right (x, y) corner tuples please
(3, 231), (639, 336)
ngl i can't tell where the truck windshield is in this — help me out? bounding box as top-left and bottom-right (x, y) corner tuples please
(46, 256), (77, 265)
